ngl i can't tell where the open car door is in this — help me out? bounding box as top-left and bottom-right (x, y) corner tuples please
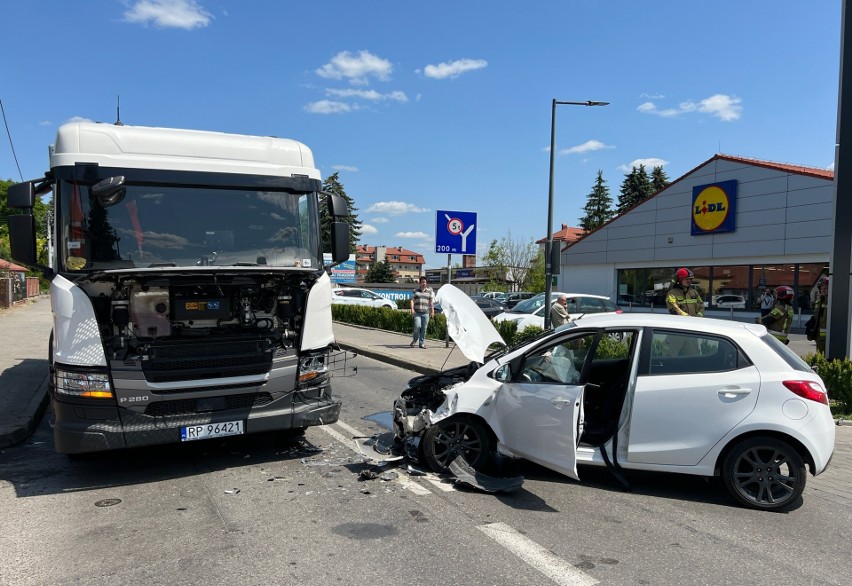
(492, 332), (597, 480)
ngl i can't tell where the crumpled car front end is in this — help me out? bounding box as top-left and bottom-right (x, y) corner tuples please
(392, 364), (476, 440)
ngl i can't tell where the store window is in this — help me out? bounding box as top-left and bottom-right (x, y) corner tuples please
(617, 263), (827, 315)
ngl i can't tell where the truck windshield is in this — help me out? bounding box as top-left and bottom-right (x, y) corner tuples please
(57, 181), (322, 271)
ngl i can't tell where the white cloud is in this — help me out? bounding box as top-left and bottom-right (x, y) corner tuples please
(423, 58), (488, 80)
(366, 201), (430, 215)
(640, 92), (665, 100)
(638, 94), (742, 121)
(560, 140), (613, 155)
(65, 116), (95, 124)
(316, 50), (392, 85)
(395, 231), (430, 239)
(360, 224), (378, 234)
(618, 158), (669, 172)
(304, 100), (358, 114)
(332, 165), (359, 172)
(695, 94), (743, 121)
(827, 162), (835, 171)
(371, 217), (389, 223)
(123, 0), (212, 29)
(38, 120), (52, 126)
(326, 88), (408, 102)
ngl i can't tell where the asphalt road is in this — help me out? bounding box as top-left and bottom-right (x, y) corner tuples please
(2, 354), (850, 586)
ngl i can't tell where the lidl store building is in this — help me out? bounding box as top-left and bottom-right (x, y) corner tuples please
(556, 154), (833, 325)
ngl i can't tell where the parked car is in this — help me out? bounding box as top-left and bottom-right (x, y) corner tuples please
(493, 292), (621, 331)
(713, 294), (747, 309)
(617, 294), (644, 306)
(480, 291), (508, 301)
(472, 297), (509, 318)
(331, 287), (396, 309)
(502, 291), (536, 309)
(393, 288), (835, 512)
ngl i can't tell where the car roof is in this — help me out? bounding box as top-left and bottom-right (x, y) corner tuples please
(569, 313), (764, 336)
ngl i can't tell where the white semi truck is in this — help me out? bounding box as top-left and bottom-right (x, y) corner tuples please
(7, 122), (351, 454)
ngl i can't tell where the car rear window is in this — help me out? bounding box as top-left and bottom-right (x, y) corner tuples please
(760, 333), (814, 373)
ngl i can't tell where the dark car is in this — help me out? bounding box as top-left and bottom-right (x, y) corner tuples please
(473, 297), (508, 318)
(502, 291), (536, 309)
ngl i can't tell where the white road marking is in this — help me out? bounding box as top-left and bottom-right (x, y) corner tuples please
(319, 423), (361, 452)
(317, 421), (432, 496)
(478, 522), (598, 586)
(334, 419), (363, 438)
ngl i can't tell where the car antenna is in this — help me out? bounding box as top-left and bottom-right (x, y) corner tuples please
(115, 95), (124, 126)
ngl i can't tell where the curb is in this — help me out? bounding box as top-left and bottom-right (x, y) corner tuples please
(335, 341), (443, 377)
(0, 376), (49, 449)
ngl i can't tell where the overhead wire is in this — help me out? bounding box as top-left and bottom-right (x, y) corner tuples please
(0, 99), (24, 182)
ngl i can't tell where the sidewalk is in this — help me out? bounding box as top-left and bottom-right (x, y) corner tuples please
(0, 297), (52, 448)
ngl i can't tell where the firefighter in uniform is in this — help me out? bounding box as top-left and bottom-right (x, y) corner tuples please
(812, 275), (829, 354)
(667, 268), (704, 317)
(758, 285), (794, 344)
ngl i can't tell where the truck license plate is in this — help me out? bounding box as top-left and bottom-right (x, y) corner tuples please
(181, 420), (244, 442)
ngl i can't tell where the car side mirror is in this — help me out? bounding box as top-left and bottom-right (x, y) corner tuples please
(494, 364), (512, 382)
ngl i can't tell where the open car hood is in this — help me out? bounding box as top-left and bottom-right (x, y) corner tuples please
(436, 285), (506, 363)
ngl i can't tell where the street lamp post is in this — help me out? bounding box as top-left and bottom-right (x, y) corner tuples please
(544, 99), (609, 329)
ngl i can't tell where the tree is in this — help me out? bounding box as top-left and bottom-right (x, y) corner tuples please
(321, 172), (362, 253)
(480, 231), (539, 292)
(365, 258), (395, 283)
(1, 178), (50, 265)
(616, 164), (653, 214)
(579, 170), (614, 232)
(651, 165), (671, 193)
(523, 248), (546, 292)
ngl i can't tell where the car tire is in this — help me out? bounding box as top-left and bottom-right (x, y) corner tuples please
(421, 417), (491, 473)
(722, 436), (806, 512)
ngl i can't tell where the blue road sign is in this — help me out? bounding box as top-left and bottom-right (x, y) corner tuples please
(436, 210), (477, 254)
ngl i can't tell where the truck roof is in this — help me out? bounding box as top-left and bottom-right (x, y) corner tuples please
(50, 122), (320, 179)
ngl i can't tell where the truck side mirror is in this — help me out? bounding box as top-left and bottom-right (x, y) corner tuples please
(8, 181), (35, 208)
(330, 222), (350, 264)
(9, 214), (37, 266)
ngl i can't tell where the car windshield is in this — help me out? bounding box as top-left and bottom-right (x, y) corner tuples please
(57, 180), (321, 271)
(511, 293), (547, 314)
(761, 333), (814, 373)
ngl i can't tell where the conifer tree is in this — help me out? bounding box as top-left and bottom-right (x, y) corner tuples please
(579, 170), (614, 232)
(321, 172), (362, 253)
(616, 164), (653, 214)
(651, 165), (671, 193)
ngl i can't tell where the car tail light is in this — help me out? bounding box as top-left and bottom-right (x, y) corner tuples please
(782, 380), (829, 405)
(615, 310), (624, 314)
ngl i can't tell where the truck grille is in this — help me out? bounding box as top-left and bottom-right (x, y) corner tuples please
(141, 339), (274, 383)
(144, 392), (273, 417)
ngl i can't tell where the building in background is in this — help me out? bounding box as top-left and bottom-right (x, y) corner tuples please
(355, 245), (425, 283)
(556, 154), (831, 321)
(536, 224), (585, 256)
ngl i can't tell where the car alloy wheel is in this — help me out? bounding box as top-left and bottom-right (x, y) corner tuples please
(421, 417), (491, 473)
(722, 436), (807, 511)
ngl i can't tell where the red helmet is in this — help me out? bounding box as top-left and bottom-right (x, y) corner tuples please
(818, 275), (829, 287)
(774, 285), (793, 302)
(675, 268), (693, 281)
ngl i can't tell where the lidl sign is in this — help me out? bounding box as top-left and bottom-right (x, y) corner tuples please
(691, 180), (736, 235)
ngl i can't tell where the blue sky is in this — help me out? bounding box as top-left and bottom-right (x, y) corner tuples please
(0, 1), (842, 269)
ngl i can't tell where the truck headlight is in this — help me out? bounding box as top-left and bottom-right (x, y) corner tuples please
(297, 354), (328, 386)
(54, 368), (113, 399)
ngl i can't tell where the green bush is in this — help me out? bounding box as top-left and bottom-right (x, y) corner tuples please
(803, 353), (852, 416)
(331, 305), (447, 341)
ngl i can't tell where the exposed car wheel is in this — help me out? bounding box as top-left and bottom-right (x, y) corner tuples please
(421, 417), (491, 473)
(722, 436), (806, 511)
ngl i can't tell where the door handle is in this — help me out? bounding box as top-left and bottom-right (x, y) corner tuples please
(718, 387), (752, 398)
(551, 397), (571, 408)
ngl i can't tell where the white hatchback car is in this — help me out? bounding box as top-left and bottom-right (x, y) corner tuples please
(331, 287), (396, 310)
(393, 286), (835, 511)
(492, 292), (621, 330)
